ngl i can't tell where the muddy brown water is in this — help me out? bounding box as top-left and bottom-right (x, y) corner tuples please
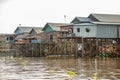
(0, 57), (119, 80)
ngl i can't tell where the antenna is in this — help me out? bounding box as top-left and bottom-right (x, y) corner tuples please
(64, 15), (66, 23)
(19, 24), (21, 26)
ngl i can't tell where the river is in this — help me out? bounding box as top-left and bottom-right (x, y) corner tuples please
(0, 56), (119, 80)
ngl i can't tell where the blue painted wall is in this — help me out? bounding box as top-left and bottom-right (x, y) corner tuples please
(31, 39), (41, 43)
(73, 23), (96, 38)
(43, 24), (53, 32)
(119, 26), (120, 38)
(73, 23), (120, 38)
(30, 30), (36, 35)
(96, 25), (117, 38)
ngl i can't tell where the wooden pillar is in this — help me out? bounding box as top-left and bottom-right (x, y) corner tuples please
(96, 38), (99, 57)
(32, 43), (33, 57)
(90, 38), (92, 56)
(82, 37), (84, 57)
(75, 38), (78, 58)
(39, 43), (41, 56)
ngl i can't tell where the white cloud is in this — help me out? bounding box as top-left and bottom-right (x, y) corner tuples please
(1, 0), (120, 33)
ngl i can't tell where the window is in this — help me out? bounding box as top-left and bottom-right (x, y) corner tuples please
(50, 35), (53, 40)
(10, 37), (13, 40)
(68, 28), (73, 33)
(6, 37), (9, 41)
(86, 28), (90, 32)
(77, 28), (80, 32)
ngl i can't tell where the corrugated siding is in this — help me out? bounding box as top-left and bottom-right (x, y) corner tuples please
(119, 26), (120, 38)
(73, 25), (96, 37)
(97, 25), (117, 38)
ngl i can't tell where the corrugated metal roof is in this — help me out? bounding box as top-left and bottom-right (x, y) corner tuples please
(32, 27), (43, 34)
(15, 34), (30, 40)
(15, 27), (33, 33)
(91, 22), (120, 25)
(73, 23), (95, 26)
(89, 13), (120, 23)
(71, 17), (91, 24)
(14, 27), (42, 34)
(48, 23), (68, 31)
(76, 17), (91, 22)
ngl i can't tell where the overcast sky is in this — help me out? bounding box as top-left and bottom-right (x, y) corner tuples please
(0, 0), (120, 33)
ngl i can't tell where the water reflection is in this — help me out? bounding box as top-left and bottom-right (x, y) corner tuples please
(0, 57), (119, 80)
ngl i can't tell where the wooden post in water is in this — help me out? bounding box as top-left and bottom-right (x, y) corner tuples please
(81, 37), (84, 57)
(96, 38), (99, 57)
(39, 43), (41, 56)
(32, 43), (33, 57)
(75, 38), (78, 58)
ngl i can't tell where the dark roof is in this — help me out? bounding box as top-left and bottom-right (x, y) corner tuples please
(89, 13), (120, 23)
(76, 17), (91, 22)
(14, 27), (42, 34)
(30, 27), (43, 34)
(14, 27), (32, 33)
(71, 17), (91, 24)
